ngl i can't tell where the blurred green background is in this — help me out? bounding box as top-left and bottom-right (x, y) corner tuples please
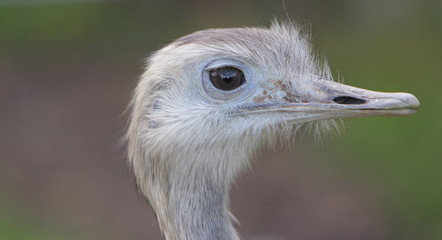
(0, 0), (441, 239)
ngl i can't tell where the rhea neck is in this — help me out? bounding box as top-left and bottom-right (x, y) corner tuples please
(149, 148), (246, 240)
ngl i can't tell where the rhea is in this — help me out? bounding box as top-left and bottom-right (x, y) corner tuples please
(127, 22), (419, 240)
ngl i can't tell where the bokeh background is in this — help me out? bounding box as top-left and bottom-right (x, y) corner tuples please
(1, 0), (441, 239)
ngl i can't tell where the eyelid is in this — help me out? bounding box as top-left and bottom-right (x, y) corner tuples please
(204, 58), (247, 71)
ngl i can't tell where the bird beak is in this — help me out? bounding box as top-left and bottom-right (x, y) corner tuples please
(243, 78), (420, 122)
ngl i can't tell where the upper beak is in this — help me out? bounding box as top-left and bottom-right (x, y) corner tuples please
(323, 81), (420, 117)
(243, 79), (420, 121)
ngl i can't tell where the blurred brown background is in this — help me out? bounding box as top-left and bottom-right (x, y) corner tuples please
(0, 0), (441, 239)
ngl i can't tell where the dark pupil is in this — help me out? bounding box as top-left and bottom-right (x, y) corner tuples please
(209, 67), (245, 91)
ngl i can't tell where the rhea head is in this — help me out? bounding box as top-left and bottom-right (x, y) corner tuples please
(127, 21), (419, 240)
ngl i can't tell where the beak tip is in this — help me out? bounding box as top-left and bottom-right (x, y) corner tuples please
(399, 92), (420, 111)
(384, 92), (420, 116)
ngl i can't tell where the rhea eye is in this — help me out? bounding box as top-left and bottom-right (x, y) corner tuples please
(209, 67), (245, 91)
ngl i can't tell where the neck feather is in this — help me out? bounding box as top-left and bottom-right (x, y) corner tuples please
(148, 154), (243, 240)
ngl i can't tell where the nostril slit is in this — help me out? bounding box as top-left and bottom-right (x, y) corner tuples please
(333, 96), (366, 104)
